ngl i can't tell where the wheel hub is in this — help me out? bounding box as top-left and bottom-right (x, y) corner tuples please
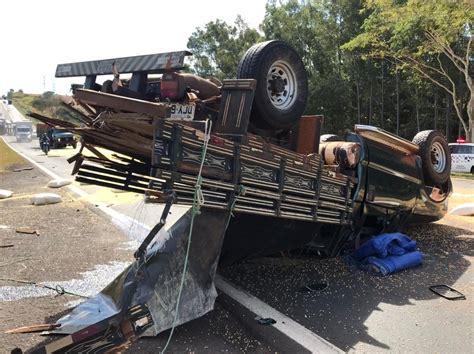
(269, 77), (285, 94)
(266, 60), (297, 110)
(430, 141), (446, 173)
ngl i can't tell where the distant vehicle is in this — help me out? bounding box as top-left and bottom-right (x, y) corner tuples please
(0, 118), (5, 135)
(449, 142), (474, 174)
(39, 133), (50, 155)
(14, 121), (33, 142)
(36, 123), (77, 149)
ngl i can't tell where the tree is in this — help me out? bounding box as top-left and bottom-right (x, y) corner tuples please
(261, 0), (367, 134)
(187, 16), (263, 79)
(343, 0), (474, 141)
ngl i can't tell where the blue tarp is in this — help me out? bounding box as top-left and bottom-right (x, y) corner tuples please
(355, 233), (423, 276)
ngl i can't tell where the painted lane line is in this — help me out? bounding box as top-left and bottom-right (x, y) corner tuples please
(215, 275), (344, 354)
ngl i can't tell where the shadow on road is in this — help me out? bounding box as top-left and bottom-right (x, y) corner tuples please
(219, 222), (473, 351)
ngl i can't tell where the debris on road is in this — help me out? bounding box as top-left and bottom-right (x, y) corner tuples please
(449, 203), (474, 216)
(255, 316), (276, 326)
(298, 281), (329, 293)
(429, 284), (466, 300)
(0, 244), (14, 248)
(15, 228), (40, 236)
(13, 167), (33, 172)
(46, 178), (72, 188)
(5, 323), (60, 334)
(0, 189), (13, 199)
(30, 192), (62, 205)
(0, 277), (89, 299)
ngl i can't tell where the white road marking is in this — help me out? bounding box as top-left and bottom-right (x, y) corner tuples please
(1, 137), (151, 243)
(215, 275), (343, 353)
(3, 135), (343, 353)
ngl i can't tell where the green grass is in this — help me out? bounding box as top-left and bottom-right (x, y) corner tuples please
(451, 172), (474, 180)
(10, 91), (82, 124)
(10, 92), (39, 123)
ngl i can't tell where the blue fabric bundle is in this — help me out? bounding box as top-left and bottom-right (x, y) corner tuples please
(355, 233), (423, 276)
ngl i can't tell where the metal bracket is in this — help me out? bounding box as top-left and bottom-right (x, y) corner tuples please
(134, 191), (176, 260)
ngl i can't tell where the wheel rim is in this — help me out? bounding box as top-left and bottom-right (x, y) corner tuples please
(266, 60), (297, 110)
(431, 141), (447, 173)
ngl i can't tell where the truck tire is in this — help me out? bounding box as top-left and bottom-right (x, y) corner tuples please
(237, 40), (308, 131)
(412, 130), (451, 186)
(320, 134), (344, 143)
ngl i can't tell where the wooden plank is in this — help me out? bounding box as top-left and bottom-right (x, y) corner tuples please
(74, 89), (170, 118)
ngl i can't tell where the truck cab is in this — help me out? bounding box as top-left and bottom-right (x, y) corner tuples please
(36, 123), (77, 149)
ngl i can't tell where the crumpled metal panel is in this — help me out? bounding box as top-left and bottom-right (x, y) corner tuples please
(54, 208), (230, 336)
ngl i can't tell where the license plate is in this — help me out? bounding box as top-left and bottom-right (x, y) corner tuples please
(168, 103), (195, 120)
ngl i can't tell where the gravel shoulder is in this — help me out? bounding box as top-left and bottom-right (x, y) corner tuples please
(0, 162), (133, 352)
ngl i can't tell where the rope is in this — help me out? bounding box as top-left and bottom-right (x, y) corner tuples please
(0, 277), (89, 299)
(161, 119), (212, 353)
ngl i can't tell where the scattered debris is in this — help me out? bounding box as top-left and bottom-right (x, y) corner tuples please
(5, 323), (60, 334)
(429, 285), (466, 300)
(298, 281), (329, 293)
(449, 203), (474, 216)
(255, 316), (276, 325)
(30, 193), (62, 206)
(0, 278), (89, 299)
(13, 167), (34, 172)
(23, 305), (152, 353)
(47, 178), (72, 188)
(0, 189), (13, 199)
(15, 228), (40, 236)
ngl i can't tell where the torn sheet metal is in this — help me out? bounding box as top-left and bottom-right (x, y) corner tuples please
(54, 208), (230, 337)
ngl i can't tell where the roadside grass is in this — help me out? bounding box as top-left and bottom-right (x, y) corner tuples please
(0, 138), (28, 173)
(11, 93), (37, 117)
(451, 172), (474, 180)
(10, 91), (82, 125)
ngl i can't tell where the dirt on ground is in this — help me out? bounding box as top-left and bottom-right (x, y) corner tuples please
(0, 162), (133, 352)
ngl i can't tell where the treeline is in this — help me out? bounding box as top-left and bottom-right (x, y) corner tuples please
(187, 0), (473, 142)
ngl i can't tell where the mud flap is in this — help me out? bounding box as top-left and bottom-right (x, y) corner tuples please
(50, 208), (230, 342)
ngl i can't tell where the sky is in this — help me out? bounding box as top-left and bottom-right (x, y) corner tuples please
(0, 0), (267, 96)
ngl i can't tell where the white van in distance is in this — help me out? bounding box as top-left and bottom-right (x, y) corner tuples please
(449, 142), (474, 174)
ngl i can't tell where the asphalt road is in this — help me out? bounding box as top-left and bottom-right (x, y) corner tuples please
(1, 103), (473, 353)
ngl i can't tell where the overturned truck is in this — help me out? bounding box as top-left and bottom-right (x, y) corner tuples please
(29, 40), (452, 352)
